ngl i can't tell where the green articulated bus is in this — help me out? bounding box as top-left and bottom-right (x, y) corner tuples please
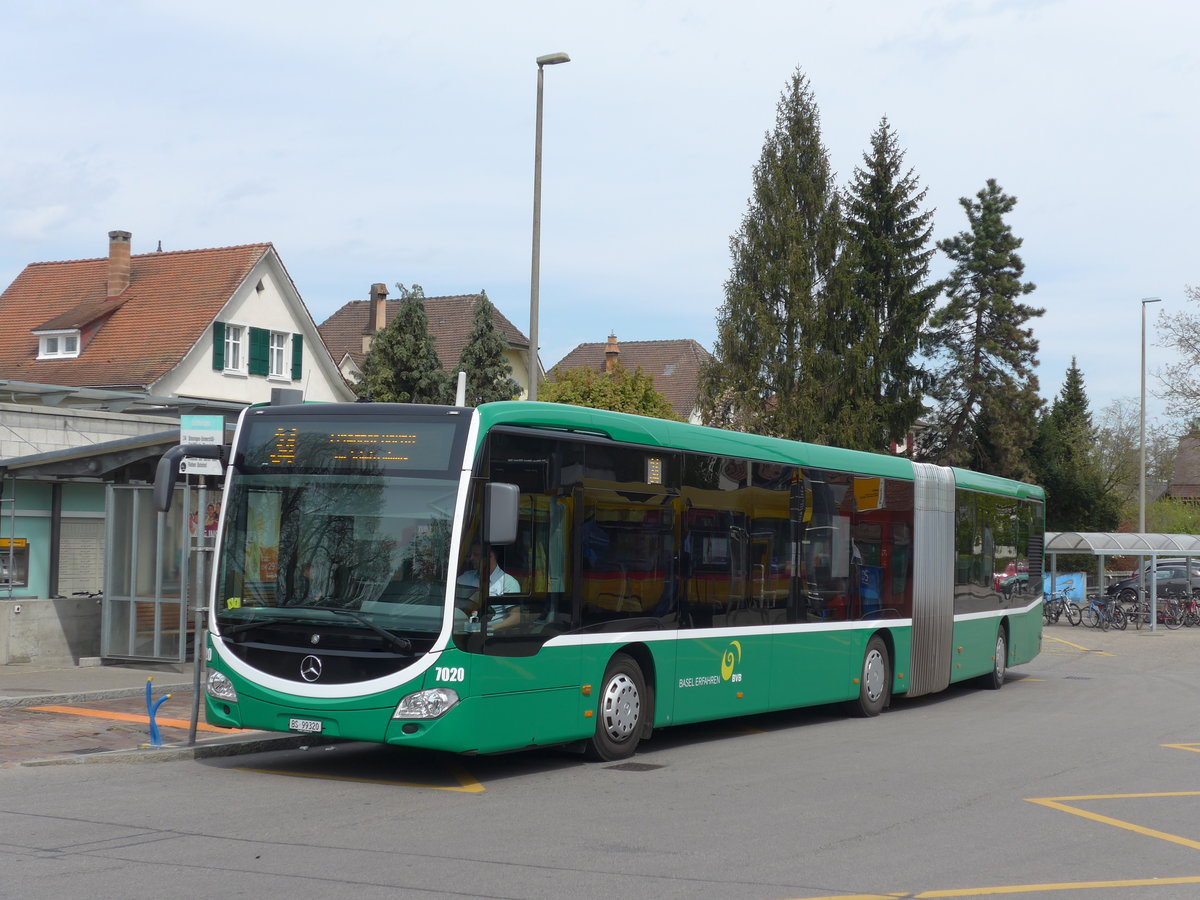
(156, 400), (1045, 760)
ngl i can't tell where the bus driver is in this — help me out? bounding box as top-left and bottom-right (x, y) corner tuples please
(456, 544), (521, 631)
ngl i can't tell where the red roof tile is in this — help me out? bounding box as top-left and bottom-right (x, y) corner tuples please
(549, 337), (713, 419)
(0, 244), (270, 388)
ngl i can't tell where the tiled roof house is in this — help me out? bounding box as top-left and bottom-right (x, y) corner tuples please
(0, 232), (354, 666)
(318, 284), (533, 396)
(0, 230), (352, 412)
(549, 334), (713, 423)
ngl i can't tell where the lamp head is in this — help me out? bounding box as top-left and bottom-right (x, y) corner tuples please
(537, 52), (571, 67)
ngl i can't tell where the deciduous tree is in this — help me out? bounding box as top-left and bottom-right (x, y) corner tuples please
(542, 363), (680, 420)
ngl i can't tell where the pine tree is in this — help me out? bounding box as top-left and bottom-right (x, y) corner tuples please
(843, 116), (938, 448)
(1031, 358), (1120, 532)
(354, 284), (452, 404)
(455, 291), (521, 406)
(921, 179), (1044, 479)
(699, 68), (876, 448)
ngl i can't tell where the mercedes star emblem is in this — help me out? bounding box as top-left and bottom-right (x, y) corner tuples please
(300, 655), (323, 682)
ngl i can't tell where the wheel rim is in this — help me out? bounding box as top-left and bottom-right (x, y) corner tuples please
(863, 648), (886, 702)
(601, 672), (641, 742)
(995, 634), (1006, 681)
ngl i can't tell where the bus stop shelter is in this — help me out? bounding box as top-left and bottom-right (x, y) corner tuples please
(1044, 531), (1200, 631)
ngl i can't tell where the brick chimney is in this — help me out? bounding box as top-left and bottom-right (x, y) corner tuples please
(604, 333), (620, 374)
(107, 230), (131, 298)
(362, 283), (390, 353)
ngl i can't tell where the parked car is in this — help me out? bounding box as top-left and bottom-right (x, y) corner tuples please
(993, 560), (1029, 592)
(1107, 566), (1200, 601)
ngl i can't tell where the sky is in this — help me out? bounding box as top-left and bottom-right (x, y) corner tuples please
(4, 0), (1198, 425)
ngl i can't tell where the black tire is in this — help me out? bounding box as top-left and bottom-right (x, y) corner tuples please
(585, 653), (646, 761)
(1064, 603), (1082, 626)
(982, 627), (1007, 690)
(1118, 588), (1138, 604)
(1082, 606), (1099, 629)
(1111, 604), (1127, 631)
(1164, 601), (1184, 630)
(848, 635), (891, 717)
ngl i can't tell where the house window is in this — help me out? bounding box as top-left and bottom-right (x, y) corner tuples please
(224, 325), (244, 371)
(36, 331), (81, 359)
(269, 332), (288, 377)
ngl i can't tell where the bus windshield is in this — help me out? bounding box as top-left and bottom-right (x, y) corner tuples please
(214, 472), (460, 636)
(212, 409), (470, 644)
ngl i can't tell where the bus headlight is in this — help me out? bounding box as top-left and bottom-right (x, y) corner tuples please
(206, 670), (238, 703)
(393, 688), (459, 720)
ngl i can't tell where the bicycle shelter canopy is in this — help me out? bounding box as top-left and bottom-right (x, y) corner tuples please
(1044, 532), (1200, 557)
(1043, 532), (1200, 633)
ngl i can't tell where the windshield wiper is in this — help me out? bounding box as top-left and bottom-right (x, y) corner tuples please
(305, 606), (414, 652)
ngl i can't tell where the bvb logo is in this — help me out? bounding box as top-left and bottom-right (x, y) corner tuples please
(720, 640), (742, 681)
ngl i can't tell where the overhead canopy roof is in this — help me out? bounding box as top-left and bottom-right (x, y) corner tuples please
(0, 429), (179, 479)
(1045, 532), (1200, 556)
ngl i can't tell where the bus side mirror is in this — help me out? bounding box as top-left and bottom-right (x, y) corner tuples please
(153, 444), (225, 513)
(484, 482), (520, 546)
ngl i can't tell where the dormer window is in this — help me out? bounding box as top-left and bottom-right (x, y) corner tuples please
(36, 330), (81, 359)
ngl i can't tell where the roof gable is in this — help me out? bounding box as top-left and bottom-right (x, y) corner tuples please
(549, 338), (713, 419)
(0, 243), (270, 389)
(318, 294), (529, 373)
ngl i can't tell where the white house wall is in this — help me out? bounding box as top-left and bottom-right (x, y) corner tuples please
(155, 253), (353, 406)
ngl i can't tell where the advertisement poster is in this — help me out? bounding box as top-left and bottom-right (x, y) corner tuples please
(247, 491), (281, 582)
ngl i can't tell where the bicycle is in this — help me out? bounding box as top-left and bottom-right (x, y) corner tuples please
(1042, 589), (1082, 626)
(1082, 593), (1125, 631)
(1125, 588), (1183, 630)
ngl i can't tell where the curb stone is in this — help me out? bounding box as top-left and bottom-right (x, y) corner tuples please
(0, 682), (195, 710)
(20, 733), (342, 767)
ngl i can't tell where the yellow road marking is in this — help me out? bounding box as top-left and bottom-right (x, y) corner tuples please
(234, 763), (485, 793)
(1027, 792), (1200, 851)
(794, 875), (1200, 898)
(1042, 634), (1114, 656)
(29, 704), (250, 734)
(1164, 743), (1200, 754)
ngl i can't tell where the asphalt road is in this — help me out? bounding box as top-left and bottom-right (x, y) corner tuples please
(2, 622), (1198, 900)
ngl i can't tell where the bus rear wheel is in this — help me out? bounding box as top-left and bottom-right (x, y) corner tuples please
(848, 635), (890, 717)
(586, 653), (646, 761)
(982, 627), (1007, 690)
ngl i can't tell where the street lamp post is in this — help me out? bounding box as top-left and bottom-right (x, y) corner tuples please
(1140, 296), (1162, 632)
(1139, 297), (1162, 534)
(528, 51), (570, 402)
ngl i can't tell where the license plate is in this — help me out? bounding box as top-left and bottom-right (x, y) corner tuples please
(289, 718), (323, 734)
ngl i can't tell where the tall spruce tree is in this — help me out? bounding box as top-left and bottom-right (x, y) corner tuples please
(699, 68), (876, 448)
(1031, 359), (1120, 532)
(455, 291), (521, 406)
(844, 116), (938, 448)
(355, 284), (452, 404)
(921, 179), (1044, 478)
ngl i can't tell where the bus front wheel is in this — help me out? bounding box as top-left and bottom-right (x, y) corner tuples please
(586, 653), (645, 761)
(849, 635), (890, 717)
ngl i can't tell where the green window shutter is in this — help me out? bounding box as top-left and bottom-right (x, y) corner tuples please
(212, 321), (225, 370)
(291, 333), (304, 380)
(248, 327), (269, 376)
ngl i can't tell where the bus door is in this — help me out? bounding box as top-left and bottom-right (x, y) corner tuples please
(462, 451), (582, 746)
